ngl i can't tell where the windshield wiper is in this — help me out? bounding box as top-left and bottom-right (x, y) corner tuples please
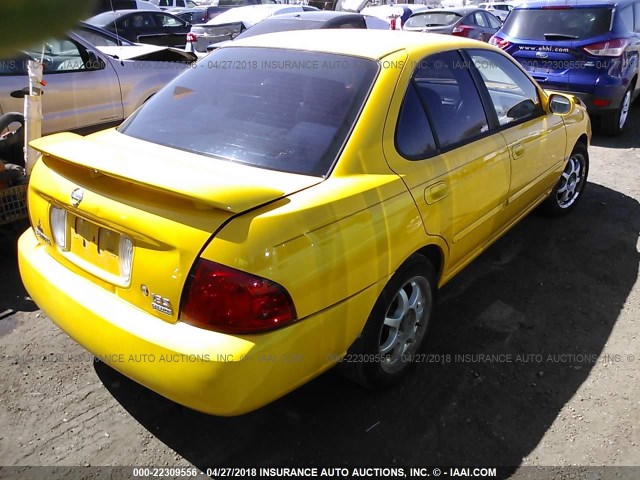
(543, 33), (579, 40)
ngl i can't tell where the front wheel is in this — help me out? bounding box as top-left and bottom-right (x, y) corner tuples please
(343, 255), (437, 389)
(541, 143), (589, 216)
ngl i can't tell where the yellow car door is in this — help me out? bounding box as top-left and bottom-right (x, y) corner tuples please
(465, 49), (567, 220)
(383, 49), (511, 280)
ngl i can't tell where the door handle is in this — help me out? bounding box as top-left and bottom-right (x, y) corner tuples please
(512, 143), (525, 159)
(424, 182), (449, 205)
(10, 87), (29, 99)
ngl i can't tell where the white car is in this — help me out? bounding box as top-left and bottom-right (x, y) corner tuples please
(478, 2), (515, 21)
(187, 4), (310, 53)
(94, 0), (162, 11)
(149, 0), (199, 9)
(360, 4), (429, 29)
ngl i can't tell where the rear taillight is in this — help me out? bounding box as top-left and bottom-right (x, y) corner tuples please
(452, 25), (473, 37)
(186, 32), (197, 43)
(489, 35), (510, 49)
(582, 39), (630, 57)
(180, 259), (297, 334)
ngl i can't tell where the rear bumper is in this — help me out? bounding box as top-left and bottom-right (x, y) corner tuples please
(530, 71), (630, 113)
(562, 85), (628, 114)
(18, 229), (380, 416)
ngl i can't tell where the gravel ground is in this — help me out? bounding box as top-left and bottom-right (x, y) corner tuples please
(0, 107), (638, 478)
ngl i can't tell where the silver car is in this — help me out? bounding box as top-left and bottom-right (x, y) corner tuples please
(0, 30), (194, 135)
(187, 4), (308, 53)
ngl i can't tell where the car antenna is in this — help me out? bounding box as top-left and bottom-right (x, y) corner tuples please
(109, 0), (125, 66)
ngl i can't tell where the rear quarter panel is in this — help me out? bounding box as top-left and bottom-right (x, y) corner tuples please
(200, 50), (448, 350)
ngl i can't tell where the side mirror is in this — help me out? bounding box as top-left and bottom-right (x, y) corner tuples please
(548, 94), (572, 115)
(85, 51), (106, 71)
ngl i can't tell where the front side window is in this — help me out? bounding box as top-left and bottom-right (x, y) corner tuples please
(24, 38), (88, 73)
(412, 50), (489, 149)
(119, 48), (378, 177)
(468, 49), (543, 126)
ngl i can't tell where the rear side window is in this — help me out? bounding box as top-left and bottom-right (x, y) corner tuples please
(395, 83), (437, 159)
(119, 47), (378, 177)
(472, 12), (487, 27)
(486, 13), (501, 29)
(502, 8), (613, 40)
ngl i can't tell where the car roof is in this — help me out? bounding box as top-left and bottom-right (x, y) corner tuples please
(362, 3), (427, 10)
(273, 11), (361, 21)
(227, 28), (494, 59)
(75, 21), (136, 45)
(219, 4), (302, 13)
(208, 4), (304, 24)
(87, 9), (159, 24)
(516, 0), (624, 8)
(417, 7), (481, 14)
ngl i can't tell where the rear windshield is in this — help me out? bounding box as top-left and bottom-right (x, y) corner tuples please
(502, 8), (613, 41)
(119, 47), (378, 177)
(404, 12), (461, 28)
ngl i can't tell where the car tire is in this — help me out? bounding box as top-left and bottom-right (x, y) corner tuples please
(598, 85), (633, 136)
(342, 255), (437, 389)
(541, 142), (589, 217)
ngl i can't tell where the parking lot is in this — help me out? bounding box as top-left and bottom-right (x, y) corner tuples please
(0, 100), (638, 476)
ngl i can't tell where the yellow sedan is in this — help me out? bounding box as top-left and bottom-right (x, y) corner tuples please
(18, 30), (590, 415)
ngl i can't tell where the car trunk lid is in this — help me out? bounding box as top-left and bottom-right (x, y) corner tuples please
(27, 129), (322, 323)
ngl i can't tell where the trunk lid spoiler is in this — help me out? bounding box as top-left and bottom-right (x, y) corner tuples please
(30, 131), (322, 214)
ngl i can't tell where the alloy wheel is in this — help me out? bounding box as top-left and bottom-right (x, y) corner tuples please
(379, 276), (430, 374)
(556, 152), (586, 209)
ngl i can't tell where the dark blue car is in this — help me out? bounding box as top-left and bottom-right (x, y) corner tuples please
(490, 0), (640, 135)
